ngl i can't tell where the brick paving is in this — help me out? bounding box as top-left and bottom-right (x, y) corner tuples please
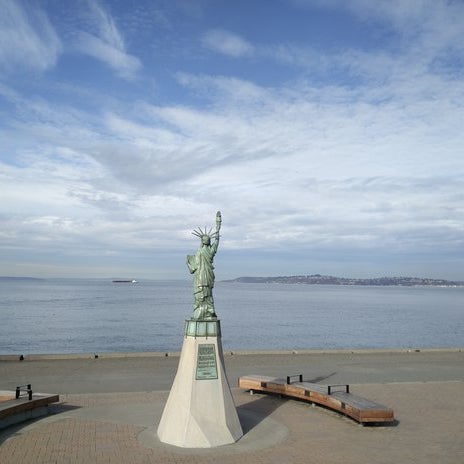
(0, 382), (463, 464)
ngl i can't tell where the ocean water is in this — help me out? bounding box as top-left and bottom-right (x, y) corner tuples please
(0, 279), (463, 354)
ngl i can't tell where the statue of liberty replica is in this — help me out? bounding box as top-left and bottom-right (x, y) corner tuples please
(157, 211), (243, 448)
(187, 211), (221, 320)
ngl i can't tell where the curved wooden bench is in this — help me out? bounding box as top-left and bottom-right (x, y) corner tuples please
(239, 375), (394, 424)
(0, 390), (59, 429)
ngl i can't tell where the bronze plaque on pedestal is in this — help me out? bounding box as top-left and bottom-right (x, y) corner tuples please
(196, 344), (218, 380)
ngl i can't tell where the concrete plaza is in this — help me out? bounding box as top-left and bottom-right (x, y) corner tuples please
(1, 349), (463, 463)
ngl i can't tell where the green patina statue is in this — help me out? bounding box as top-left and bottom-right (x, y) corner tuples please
(187, 211), (222, 320)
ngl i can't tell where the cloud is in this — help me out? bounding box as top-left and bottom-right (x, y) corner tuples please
(1, 1), (463, 278)
(0, 0), (62, 73)
(73, 1), (141, 79)
(4, 71), (462, 249)
(344, 0), (464, 69)
(201, 29), (254, 57)
(177, 73), (269, 102)
(276, 0), (464, 89)
(75, 32), (141, 79)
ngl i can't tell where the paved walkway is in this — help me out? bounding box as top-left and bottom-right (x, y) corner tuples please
(1, 351), (463, 463)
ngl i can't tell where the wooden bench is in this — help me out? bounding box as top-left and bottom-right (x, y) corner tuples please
(239, 375), (394, 424)
(0, 389), (59, 429)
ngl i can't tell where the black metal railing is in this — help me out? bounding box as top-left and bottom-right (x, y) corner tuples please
(16, 384), (32, 400)
(327, 384), (350, 394)
(286, 374), (303, 384)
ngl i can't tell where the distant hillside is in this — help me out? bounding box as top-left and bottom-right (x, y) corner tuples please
(0, 276), (44, 281)
(224, 274), (464, 287)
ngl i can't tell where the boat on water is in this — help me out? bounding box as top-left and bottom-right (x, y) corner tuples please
(112, 279), (138, 283)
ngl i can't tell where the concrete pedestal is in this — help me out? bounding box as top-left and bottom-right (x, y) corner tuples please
(157, 320), (243, 448)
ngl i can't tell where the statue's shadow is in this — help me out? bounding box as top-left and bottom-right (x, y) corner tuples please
(236, 393), (288, 435)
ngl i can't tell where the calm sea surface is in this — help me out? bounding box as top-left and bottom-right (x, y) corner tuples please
(0, 279), (463, 354)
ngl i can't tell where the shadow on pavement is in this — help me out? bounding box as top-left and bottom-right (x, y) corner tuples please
(237, 392), (287, 434)
(0, 402), (82, 446)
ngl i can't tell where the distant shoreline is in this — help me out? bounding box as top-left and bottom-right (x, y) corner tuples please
(2, 275), (463, 287)
(224, 274), (464, 287)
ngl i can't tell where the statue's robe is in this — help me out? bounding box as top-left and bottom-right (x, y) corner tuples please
(187, 241), (218, 318)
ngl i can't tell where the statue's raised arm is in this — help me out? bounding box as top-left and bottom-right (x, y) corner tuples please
(186, 211), (222, 320)
(211, 211), (221, 254)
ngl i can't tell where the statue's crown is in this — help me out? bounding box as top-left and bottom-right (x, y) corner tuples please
(192, 226), (218, 241)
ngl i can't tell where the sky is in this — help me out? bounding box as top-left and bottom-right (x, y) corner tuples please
(1, 0), (464, 281)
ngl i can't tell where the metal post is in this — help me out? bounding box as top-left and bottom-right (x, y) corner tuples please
(287, 374), (304, 384)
